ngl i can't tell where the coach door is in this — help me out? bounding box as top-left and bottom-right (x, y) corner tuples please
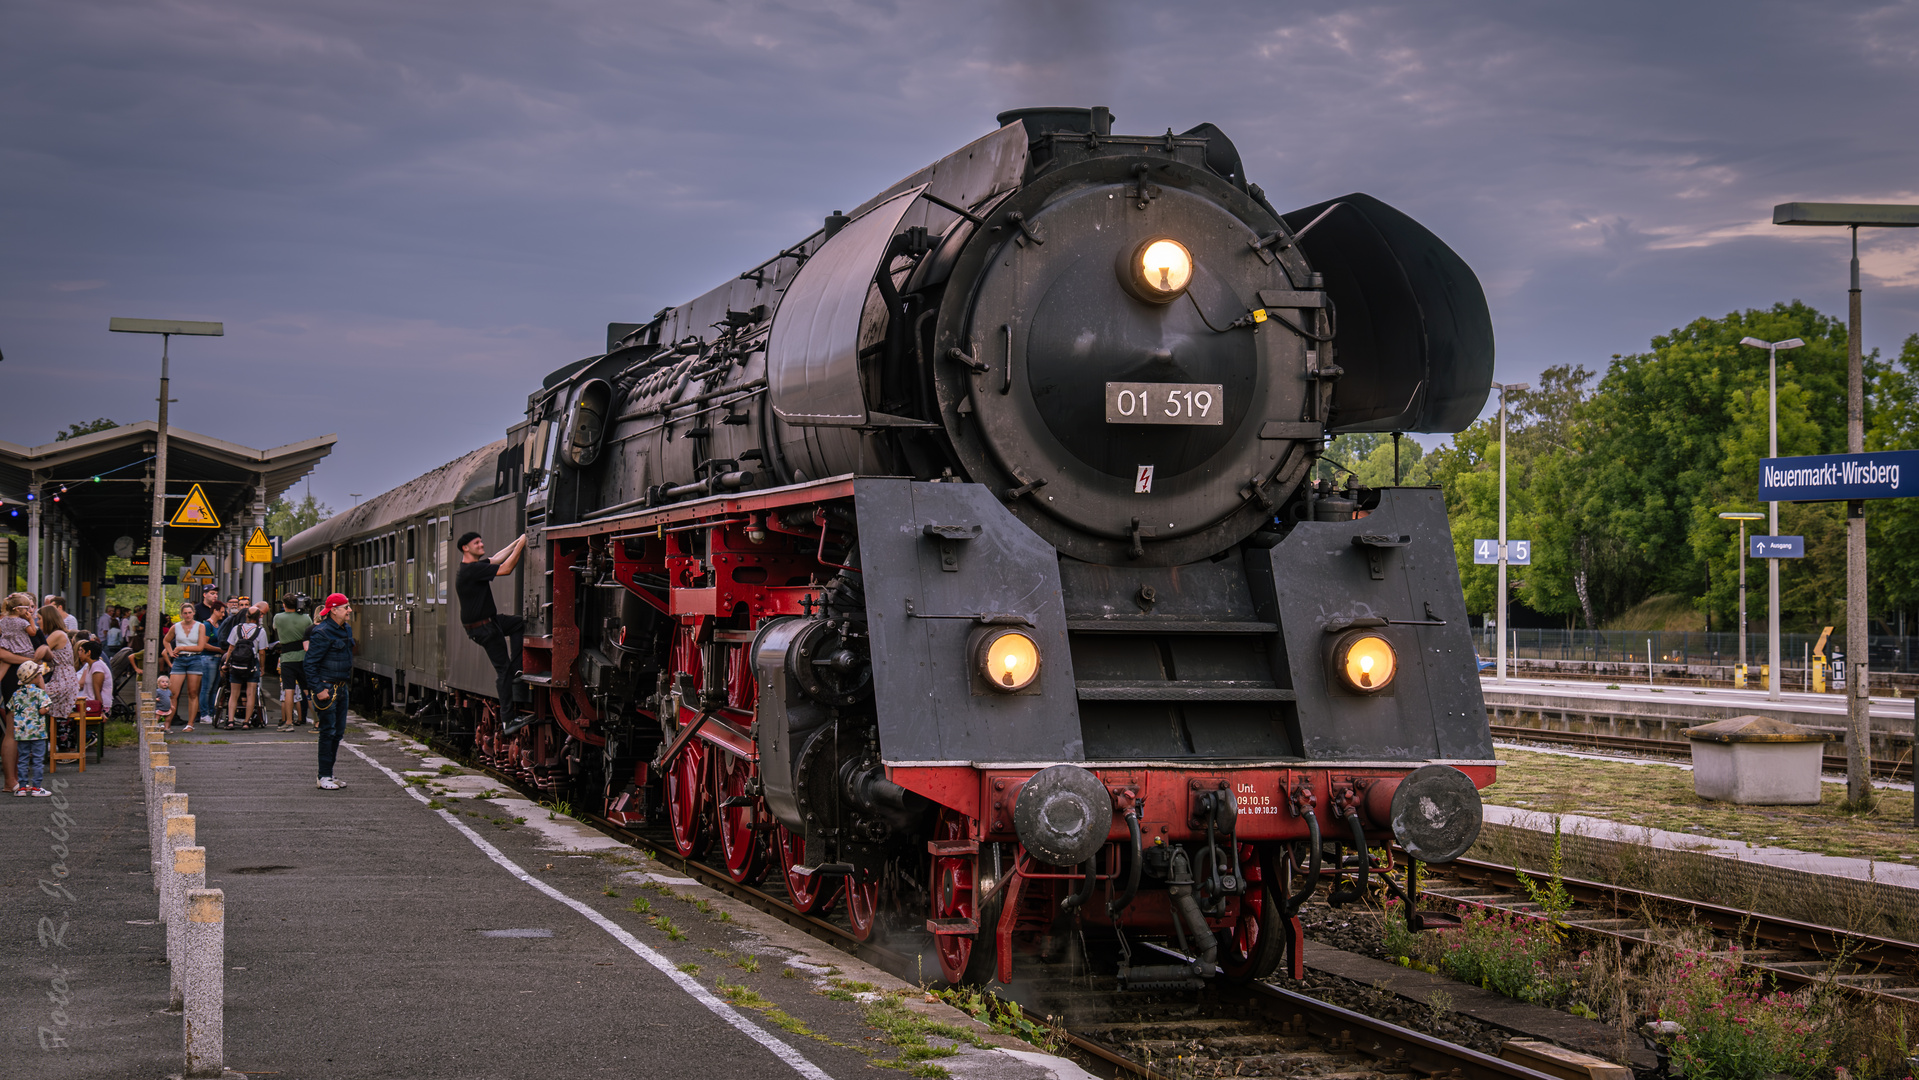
(445, 494), (522, 698)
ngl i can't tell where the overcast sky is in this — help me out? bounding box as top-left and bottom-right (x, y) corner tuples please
(6, 0), (1919, 514)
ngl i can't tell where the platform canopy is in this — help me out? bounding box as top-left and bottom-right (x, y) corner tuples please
(0, 421), (336, 559)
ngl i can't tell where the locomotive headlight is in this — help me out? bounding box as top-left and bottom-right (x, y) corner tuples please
(1333, 632), (1397, 694)
(976, 628), (1041, 692)
(1125, 238), (1193, 302)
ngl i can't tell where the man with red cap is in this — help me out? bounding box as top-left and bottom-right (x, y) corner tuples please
(304, 593), (357, 789)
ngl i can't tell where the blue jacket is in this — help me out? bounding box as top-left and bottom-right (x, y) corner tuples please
(304, 617), (355, 690)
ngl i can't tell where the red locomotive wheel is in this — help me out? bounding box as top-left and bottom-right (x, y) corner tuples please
(715, 752), (767, 885)
(776, 825), (838, 915)
(666, 742), (712, 858)
(1220, 843), (1283, 982)
(929, 810), (997, 984)
(845, 877), (880, 941)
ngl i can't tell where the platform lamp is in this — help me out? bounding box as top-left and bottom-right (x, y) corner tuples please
(1490, 380), (1529, 685)
(108, 317), (223, 706)
(1773, 202), (1919, 806)
(1718, 511), (1766, 685)
(1736, 336), (1803, 703)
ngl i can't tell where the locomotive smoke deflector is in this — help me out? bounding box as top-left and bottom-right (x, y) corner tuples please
(767, 185), (928, 427)
(1278, 193), (1495, 433)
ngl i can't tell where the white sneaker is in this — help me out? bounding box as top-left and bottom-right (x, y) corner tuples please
(317, 776), (343, 790)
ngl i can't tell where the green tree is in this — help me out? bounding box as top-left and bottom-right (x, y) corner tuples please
(1868, 334), (1919, 632)
(54, 417), (117, 441)
(1428, 365), (1591, 623)
(1560, 303), (1853, 630)
(1319, 432), (1436, 487)
(268, 493), (332, 539)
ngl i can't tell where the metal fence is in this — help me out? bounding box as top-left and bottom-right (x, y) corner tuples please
(1477, 627), (1919, 674)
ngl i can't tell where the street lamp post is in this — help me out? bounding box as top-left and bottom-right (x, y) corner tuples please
(1491, 380), (1529, 685)
(1719, 511), (1766, 683)
(1738, 337), (1803, 701)
(1774, 202), (1919, 806)
(108, 318), (223, 705)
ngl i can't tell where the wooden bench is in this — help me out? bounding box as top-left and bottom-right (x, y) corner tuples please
(50, 706), (87, 774)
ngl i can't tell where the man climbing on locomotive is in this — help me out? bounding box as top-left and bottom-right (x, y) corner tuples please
(456, 530), (528, 725)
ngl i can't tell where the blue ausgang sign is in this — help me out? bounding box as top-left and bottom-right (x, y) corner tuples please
(1758, 450), (1919, 502)
(1751, 535), (1804, 558)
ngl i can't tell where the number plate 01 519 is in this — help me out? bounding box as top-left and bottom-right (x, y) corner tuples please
(1104, 382), (1224, 425)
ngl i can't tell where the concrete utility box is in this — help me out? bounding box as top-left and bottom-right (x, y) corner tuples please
(1685, 714), (1829, 805)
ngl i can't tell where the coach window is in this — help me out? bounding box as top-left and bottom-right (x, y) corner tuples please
(404, 526), (417, 598)
(436, 517), (450, 602)
(423, 521), (439, 601)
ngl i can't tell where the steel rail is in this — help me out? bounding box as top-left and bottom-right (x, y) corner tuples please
(1431, 855), (1919, 1005)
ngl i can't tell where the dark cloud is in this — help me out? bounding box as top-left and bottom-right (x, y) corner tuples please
(5, 0), (1918, 507)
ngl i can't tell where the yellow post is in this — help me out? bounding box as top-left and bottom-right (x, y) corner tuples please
(1734, 663), (1748, 689)
(1813, 625), (1834, 694)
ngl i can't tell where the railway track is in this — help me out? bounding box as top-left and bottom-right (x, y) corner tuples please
(378, 712), (1567, 1079)
(1422, 855), (1919, 1009)
(1490, 722), (1915, 780)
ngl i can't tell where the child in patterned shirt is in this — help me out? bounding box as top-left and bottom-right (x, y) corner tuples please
(0, 592), (40, 687)
(10, 659), (53, 796)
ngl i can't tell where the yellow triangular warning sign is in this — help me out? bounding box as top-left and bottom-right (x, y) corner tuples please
(247, 526), (269, 547)
(170, 484), (221, 528)
(193, 559), (215, 578)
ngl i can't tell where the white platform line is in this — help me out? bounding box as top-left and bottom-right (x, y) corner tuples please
(343, 742), (835, 1080)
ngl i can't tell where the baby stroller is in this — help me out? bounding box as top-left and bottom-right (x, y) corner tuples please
(110, 646), (141, 724)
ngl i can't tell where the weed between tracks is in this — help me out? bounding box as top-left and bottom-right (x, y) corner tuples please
(1383, 820), (1917, 1078)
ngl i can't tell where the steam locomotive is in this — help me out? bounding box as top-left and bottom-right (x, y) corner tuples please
(278, 106), (1496, 986)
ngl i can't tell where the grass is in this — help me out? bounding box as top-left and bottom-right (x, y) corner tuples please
(862, 991), (992, 1077)
(932, 986), (1062, 1053)
(425, 799), (446, 810)
(103, 720), (138, 748)
(629, 897), (652, 915)
(650, 915), (687, 941)
(733, 954), (760, 973)
(603, 888), (619, 897)
(678, 962), (701, 976)
(1487, 746), (1919, 863)
(436, 763), (461, 775)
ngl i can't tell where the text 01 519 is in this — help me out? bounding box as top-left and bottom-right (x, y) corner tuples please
(1104, 382), (1224, 426)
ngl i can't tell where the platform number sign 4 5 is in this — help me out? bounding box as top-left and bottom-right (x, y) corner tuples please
(1473, 539), (1531, 565)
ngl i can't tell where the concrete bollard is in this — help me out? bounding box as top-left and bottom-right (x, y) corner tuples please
(151, 773), (179, 888)
(182, 888), (226, 1079)
(169, 846), (206, 1011)
(161, 809), (193, 921)
(146, 742), (167, 808)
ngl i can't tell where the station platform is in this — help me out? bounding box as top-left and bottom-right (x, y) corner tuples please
(1, 715), (1095, 1080)
(1482, 674), (1919, 757)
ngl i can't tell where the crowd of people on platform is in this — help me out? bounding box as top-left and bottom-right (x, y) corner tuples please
(0, 585), (336, 794)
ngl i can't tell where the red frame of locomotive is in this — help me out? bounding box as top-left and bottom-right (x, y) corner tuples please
(480, 477), (1491, 984)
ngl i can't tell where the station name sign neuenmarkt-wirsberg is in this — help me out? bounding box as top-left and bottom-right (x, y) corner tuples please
(1758, 450), (1919, 502)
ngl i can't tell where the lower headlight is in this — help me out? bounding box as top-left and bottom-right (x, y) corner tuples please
(1333, 631), (1396, 693)
(977, 628), (1041, 692)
